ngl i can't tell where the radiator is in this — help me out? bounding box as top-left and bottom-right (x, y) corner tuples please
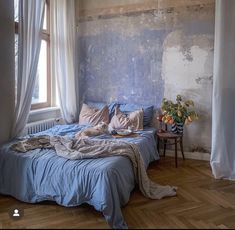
(25, 118), (62, 135)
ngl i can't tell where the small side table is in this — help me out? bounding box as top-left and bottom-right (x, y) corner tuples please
(156, 131), (185, 167)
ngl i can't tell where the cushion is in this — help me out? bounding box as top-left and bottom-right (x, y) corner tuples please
(79, 103), (109, 126)
(86, 101), (117, 121)
(109, 106), (144, 130)
(118, 103), (154, 127)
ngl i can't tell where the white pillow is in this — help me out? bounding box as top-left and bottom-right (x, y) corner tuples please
(79, 103), (109, 126)
(109, 106), (143, 130)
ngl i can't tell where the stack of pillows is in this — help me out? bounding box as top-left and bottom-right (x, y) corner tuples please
(79, 102), (154, 131)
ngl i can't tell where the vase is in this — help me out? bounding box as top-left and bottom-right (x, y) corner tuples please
(171, 122), (184, 134)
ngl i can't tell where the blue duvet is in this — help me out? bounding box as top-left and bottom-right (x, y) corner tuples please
(0, 124), (159, 229)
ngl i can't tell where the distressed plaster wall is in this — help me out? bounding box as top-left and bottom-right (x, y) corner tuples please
(76, 0), (215, 152)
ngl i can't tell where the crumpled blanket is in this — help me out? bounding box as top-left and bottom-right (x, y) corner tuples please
(11, 135), (53, 152)
(11, 135), (177, 199)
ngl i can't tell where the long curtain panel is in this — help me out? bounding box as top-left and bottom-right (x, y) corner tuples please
(11, 0), (45, 138)
(50, 0), (79, 124)
(211, 0), (235, 179)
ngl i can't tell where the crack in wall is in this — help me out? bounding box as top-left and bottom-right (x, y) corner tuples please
(195, 75), (213, 84)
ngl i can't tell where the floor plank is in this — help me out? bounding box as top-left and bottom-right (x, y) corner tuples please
(1, 157), (235, 229)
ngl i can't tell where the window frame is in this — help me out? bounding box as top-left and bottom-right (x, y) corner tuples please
(15, 0), (51, 110)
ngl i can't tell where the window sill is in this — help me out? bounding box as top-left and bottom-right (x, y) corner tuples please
(30, 106), (60, 115)
(28, 107), (61, 123)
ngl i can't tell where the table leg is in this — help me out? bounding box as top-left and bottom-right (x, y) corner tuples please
(175, 139), (178, 168)
(180, 137), (185, 160)
(163, 139), (166, 157)
(157, 138), (160, 155)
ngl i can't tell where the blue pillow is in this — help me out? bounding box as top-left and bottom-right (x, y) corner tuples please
(118, 103), (154, 127)
(86, 101), (106, 110)
(107, 102), (117, 120)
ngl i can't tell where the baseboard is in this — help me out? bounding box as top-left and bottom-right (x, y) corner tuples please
(161, 150), (210, 161)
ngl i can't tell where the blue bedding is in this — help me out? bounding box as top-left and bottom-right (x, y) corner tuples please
(0, 124), (159, 229)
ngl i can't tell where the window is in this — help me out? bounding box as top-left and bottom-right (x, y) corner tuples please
(14, 0), (51, 110)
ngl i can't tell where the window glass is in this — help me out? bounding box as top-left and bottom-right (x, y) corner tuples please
(15, 34), (18, 99)
(32, 40), (48, 104)
(14, 0), (19, 22)
(15, 1), (51, 109)
(43, 3), (47, 30)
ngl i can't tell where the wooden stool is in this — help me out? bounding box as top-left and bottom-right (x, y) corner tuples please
(156, 131), (185, 168)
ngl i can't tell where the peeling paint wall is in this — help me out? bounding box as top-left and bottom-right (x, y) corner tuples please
(76, 0), (215, 152)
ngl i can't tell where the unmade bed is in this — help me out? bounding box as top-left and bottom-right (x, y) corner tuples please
(0, 124), (159, 228)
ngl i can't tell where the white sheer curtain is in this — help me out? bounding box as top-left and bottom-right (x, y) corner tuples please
(211, 0), (235, 180)
(11, 0), (45, 138)
(50, 0), (79, 124)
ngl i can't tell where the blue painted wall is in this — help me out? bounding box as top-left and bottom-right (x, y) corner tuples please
(77, 1), (215, 152)
(79, 18), (168, 107)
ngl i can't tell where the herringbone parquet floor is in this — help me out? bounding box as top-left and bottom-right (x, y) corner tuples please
(1, 157), (235, 229)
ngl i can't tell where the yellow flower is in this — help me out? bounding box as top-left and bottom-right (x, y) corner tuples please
(162, 116), (166, 123)
(177, 110), (182, 117)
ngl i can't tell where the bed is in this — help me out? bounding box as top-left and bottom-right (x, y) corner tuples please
(0, 123), (159, 229)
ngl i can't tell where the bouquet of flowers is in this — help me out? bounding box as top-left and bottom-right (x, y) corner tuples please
(160, 95), (198, 126)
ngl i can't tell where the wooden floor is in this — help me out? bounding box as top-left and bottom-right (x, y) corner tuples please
(1, 157), (235, 229)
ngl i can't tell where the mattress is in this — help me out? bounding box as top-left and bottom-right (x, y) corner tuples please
(0, 124), (159, 229)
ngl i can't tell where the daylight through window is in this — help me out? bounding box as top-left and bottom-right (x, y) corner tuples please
(14, 0), (51, 110)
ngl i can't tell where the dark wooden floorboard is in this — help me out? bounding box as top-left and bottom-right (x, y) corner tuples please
(1, 157), (235, 229)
